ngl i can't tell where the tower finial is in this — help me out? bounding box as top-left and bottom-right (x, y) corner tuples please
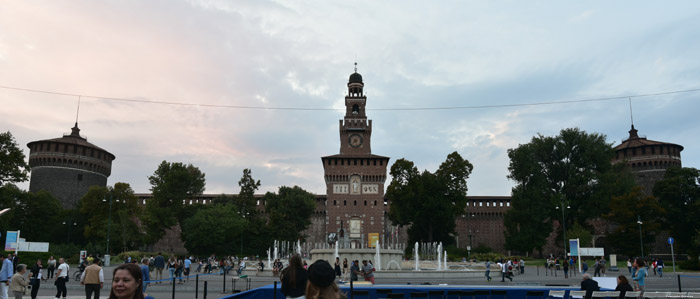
(629, 97), (634, 128)
(354, 61), (358, 73)
(75, 96), (81, 126)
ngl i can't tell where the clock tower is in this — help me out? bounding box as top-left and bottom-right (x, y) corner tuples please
(321, 66), (390, 248)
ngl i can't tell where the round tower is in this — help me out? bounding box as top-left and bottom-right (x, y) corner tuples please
(26, 123), (115, 208)
(613, 125), (683, 195)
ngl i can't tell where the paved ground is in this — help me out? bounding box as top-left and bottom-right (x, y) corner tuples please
(28, 265), (700, 299)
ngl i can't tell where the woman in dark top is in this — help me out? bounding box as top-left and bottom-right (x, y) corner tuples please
(281, 254), (307, 299)
(334, 257), (342, 281)
(615, 275), (633, 299)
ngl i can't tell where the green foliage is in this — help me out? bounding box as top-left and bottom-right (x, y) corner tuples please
(0, 185), (66, 245)
(504, 128), (630, 255)
(566, 222), (593, 247)
(181, 204), (246, 255)
(387, 152), (473, 244)
(237, 168), (261, 215)
(473, 244), (494, 254)
(679, 259), (700, 270)
(49, 243), (82, 264)
(0, 131), (30, 185)
(264, 186), (316, 242)
(653, 167), (700, 256)
(80, 183), (144, 254)
(605, 187), (663, 257)
(144, 161), (206, 244)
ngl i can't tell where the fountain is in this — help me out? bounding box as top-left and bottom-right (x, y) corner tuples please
(414, 242), (420, 271)
(374, 240), (382, 271)
(334, 241), (339, 259)
(437, 242), (442, 270)
(267, 248), (272, 269)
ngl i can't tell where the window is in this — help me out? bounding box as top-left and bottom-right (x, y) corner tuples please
(507, 202), (510, 207)
(344, 200), (347, 206)
(334, 200), (337, 206)
(479, 202), (483, 207)
(341, 159), (344, 165)
(374, 200), (377, 206)
(364, 200), (367, 206)
(354, 200), (357, 206)
(486, 202), (490, 207)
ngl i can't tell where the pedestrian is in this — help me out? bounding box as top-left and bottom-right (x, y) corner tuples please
(350, 260), (360, 282)
(593, 259), (600, 277)
(153, 253), (164, 284)
(519, 259), (525, 274)
(563, 260), (569, 279)
(361, 260), (375, 284)
(47, 257), (56, 280)
(184, 257), (192, 282)
(9, 264), (30, 299)
(334, 257), (342, 282)
(29, 259), (42, 299)
(237, 259), (246, 275)
(582, 260), (588, 274)
(0, 254), (12, 299)
(632, 258), (647, 297)
(580, 273), (600, 299)
(306, 260), (346, 299)
(10, 255), (18, 274)
(498, 259), (512, 282)
(601, 258), (607, 276)
(139, 259), (149, 293)
(484, 259), (492, 282)
(656, 259), (664, 278)
(167, 257), (176, 283)
(626, 259), (633, 275)
(54, 258), (69, 299)
(280, 254), (307, 299)
(651, 259), (657, 276)
(615, 275), (633, 299)
(342, 258), (348, 279)
(109, 263), (146, 299)
(175, 258), (184, 284)
(81, 258), (104, 299)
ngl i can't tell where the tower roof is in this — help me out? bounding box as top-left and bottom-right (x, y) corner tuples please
(349, 72), (363, 84)
(613, 125), (683, 151)
(27, 123), (116, 160)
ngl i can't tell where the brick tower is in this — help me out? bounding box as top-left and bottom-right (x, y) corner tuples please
(27, 123), (115, 208)
(321, 67), (390, 248)
(612, 125), (683, 195)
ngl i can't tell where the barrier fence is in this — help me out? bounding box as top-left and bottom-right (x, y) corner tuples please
(142, 268), (254, 299)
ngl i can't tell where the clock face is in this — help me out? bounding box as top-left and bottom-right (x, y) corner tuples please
(349, 134), (363, 148)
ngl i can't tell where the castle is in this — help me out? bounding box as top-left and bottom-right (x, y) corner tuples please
(26, 70), (684, 255)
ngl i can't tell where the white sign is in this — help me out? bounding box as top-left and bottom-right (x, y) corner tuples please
(17, 242), (50, 252)
(579, 247), (604, 256)
(333, 184), (349, 194)
(362, 184), (379, 194)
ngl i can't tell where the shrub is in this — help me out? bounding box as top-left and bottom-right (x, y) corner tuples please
(679, 259), (700, 271)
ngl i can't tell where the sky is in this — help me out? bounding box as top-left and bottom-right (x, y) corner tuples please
(1, 1), (699, 197)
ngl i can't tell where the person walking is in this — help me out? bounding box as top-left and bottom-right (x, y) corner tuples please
(80, 259), (104, 299)
(280, 254), (307, 299)
(593, 259), (601, 277)
(9, 264), (30, 299)
(0, 254), (14, 299)
(632, 258), (647, 297)
(29, 260), (42, 299)
(361, 260), (374, 284)
(350, 260), (360, 282)
(519, 259), (525, 274)
(342, 258), (348, 280)
(167, 257), (176, 283)
(139, 259), (150, 293)
(334, 257), (342, 282)
(498, 259), (512, 282)
(306, 260), (346, 299)
(153, 253), (164, 284)
(54, 258), (69, 299)
(656, 259), (664, 278)
(627, 259), (633, 275)
(563, 260), (569, 279)
(46, 257), (56, 280)
(484, 259), (492, 282)
(183, 257), (191, 282)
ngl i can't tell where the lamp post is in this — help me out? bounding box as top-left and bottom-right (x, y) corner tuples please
(63, 220), (77, 243)
(555, 201), (570, 256)
(637, 215), (644, 258)
(103, 193), (113, 257)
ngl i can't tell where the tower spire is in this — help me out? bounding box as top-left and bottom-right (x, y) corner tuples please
(354, 61), (358, 73)
(628, 98), (639, 139)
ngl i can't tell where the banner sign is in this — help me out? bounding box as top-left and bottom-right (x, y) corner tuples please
(579, 247), (605, 256)
(17, 242), (49, 252)
(368, 233), (379, 248)
(4, 231), (18, 251)
(569, 239), (579, 256)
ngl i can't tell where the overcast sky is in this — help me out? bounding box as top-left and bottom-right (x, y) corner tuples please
(2, 1), (699, 196)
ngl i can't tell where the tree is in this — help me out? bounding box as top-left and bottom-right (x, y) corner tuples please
(605, 187), (663, 257)
(144, 161), (206, 244)
(236, 168), (261, 215)
(264, 186), (316, 242)
(12, 190), (63, 243)
(387, 152), (473, 244)
(181, 204), (246, 255)
(0, 131), (30, 185)
(653, 167), (700, 256)
(80, 183), (143, 253)
(504, 128), (632, 255)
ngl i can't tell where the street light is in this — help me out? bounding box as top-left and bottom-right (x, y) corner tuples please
(462, 213), (475, 258)
(555, 202), (571, 256)
(102, 194), (120, 257)
(63, 221), (77, 243)
(637, 215), (644, 258)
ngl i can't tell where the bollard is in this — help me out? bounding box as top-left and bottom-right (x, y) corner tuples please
(222, 269), (226, 293)
(537, 266), (539, 276)
(678, 274), (682, 292)
(171, 277), (176, 299)
(195, 274), (199, 299)
(273, 281), (277, 299)
(350, 279), (354, 299)
(204, 281), (208, 299)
